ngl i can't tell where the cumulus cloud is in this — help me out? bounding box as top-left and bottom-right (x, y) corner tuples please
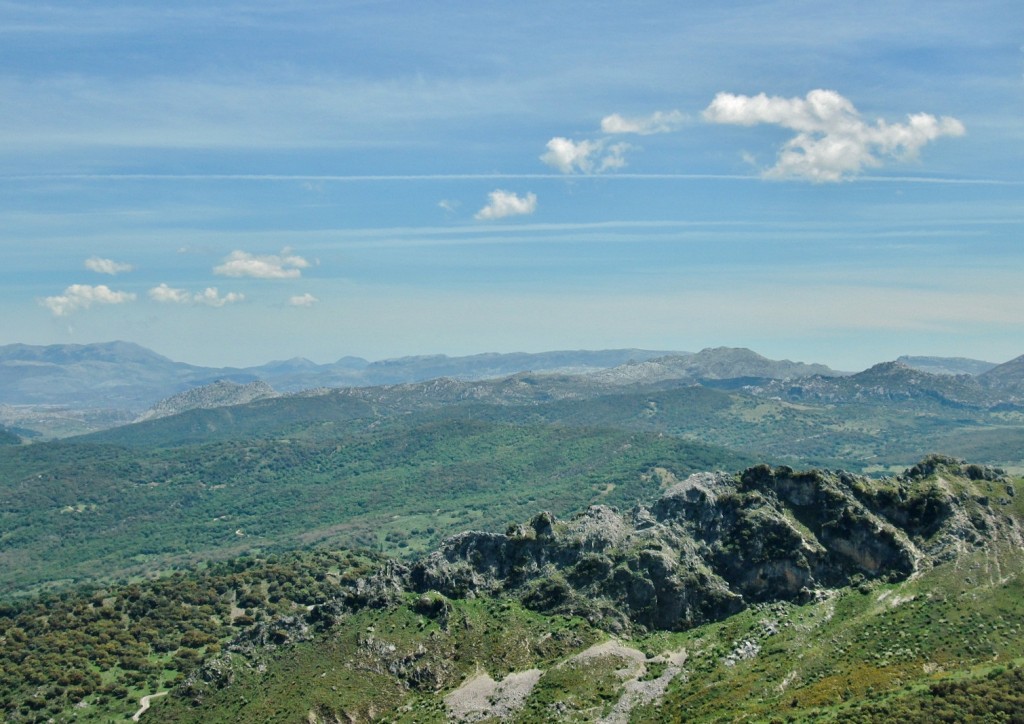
(288, 293), (318, 307)
(703, 89), (966, 182)
(148, 283), (191, 304)
(41, 284), (136, 316)
(540, 137), (630, 174)
(474, 190), (538, 220)
(195, 287), (244, 307)
(149, 283), (243, 307)
(85, 256), (133, 275)
(600, 110), (686, 135)
(213, 249), (310, 279)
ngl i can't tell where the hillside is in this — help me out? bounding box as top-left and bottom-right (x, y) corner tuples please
(897, 355), (997, 376)
(136, 379), (280, 422)
(588, 347), (839, 387)
(980, 353), (1024, 393)
(7, 344), (1024, 450)
(82, 363), (1024, 471)
(2, 456), (1020, 722)
(0, 341), (218, 410)
(759, 361), (993, 408)
(0, 418), (753, 596)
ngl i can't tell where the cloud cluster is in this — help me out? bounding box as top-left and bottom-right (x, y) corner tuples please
(85, 256), (133, 275)
(214, 249), (310, 279)
(540, 137), (630, 174)
(40, 249), (318, 316)
(541, 109), (684, 175)
(149, 283), (244, 307)
(703, 89), (966, 182)
(41, 284), (136, 316)
(475, 189), (537, 220)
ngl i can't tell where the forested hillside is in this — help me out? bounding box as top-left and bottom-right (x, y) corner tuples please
(2, 456), (1021, 722)
(0, 418), (751, 596)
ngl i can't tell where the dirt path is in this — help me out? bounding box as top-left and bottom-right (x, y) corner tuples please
(131, 691), (168, 721)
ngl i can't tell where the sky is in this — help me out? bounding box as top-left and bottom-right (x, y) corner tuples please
(1, 1), (1021, 371)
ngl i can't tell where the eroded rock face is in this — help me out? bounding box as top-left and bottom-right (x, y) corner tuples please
(397, 458), (1013, 633)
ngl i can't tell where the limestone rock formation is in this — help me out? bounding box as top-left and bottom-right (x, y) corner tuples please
(395, 456), (1017, 633)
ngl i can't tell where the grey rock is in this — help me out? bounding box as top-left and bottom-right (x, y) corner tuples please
(389, 459), (1016, 634)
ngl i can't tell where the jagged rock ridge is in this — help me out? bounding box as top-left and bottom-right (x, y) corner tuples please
(354, 456), (1019, 634)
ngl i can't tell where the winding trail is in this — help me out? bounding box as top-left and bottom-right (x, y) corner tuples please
(132, 691), (168, 721)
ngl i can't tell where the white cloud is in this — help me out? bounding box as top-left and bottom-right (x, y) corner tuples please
(474, 190), (538, 221)
(148, 283), (192, 303)
(703, 89), (966, 182)
(41, 284), (136, 316)
(213, 249), (310, 279)
(288, 293), (318, 307)
(149, 283), (243, 307)
(540, 137), (631, 174)
(84, 256), (133, 275)
(438, 199), (460, 213)
(600, 110), (686, 135)
(195, 287), (244, 307)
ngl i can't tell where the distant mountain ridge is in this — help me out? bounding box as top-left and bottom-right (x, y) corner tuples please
(4, 342), (1024, 444)
(127, 347), (841, 434)
(980, 353), (1024, 392)
(0, 342), (676, 412)
(590, 347), (838, 387)
(759, 358), (1024, 410)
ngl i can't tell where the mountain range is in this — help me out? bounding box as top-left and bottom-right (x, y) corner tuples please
(2, 341), (1024, 720)
(0, 342), (678, 410)
(4, 341), (1022, 440)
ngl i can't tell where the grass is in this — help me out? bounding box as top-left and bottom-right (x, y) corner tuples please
(627, 538), (1024, 722)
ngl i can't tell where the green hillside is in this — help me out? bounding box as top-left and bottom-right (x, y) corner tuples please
(0, 418), (752, 596)
(82, 369), (1024, 470)
(1, 457), (1020, 722)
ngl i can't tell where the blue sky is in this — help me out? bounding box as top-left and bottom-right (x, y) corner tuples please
(1, 1), (1021, 370)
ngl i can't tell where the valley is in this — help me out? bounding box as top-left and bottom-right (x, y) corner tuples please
(1, 343), (1024, 721)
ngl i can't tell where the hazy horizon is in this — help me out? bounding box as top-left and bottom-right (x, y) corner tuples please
(2, 2), (1021, 371)
(2, 337), (1016, 376)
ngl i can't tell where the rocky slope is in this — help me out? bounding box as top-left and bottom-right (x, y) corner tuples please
(136, 379), (279, 422)
(352, 456), (1019, 635)
(141, 455), (1024, 723)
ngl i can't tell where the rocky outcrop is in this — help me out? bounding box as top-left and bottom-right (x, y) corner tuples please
(136, 379), (279, 421)
(393, 458), (1016, 634)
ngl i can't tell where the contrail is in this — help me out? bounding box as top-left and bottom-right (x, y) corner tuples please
(1, 172), (1016, 185)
